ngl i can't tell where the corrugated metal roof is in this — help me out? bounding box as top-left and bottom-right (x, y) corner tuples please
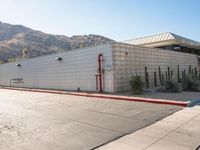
(123, 32), (200, 49)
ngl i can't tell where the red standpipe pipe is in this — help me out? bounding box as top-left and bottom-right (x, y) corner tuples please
(98, 53), (103, 93)
(95, 75), (98, 90)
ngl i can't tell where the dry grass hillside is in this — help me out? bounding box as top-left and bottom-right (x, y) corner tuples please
(0, 21), (114, 63)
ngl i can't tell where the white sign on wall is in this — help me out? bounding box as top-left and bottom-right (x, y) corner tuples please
(105, 64), (112, 71)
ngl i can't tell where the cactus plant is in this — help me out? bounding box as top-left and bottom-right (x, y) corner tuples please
(177, 65), (180, 83)
(167, 67), (170, 80)
(195, 67), (198, 79)
(183, 69), (186, 78)
(145, 66), (149, 88)
(192, 68), (194, 79)
(182, 71), (184, 82)
(165, 71), (168, 82)
(189, 65), (192, 74)
(154, 72), (157, 87)
(158, 66), (162, 86)
(161, 74), (164, 86)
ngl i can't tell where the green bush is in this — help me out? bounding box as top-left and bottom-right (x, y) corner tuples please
(129, 75), (144, 95)
(164, 79), (180, 93)
(182, 75), (200, 92)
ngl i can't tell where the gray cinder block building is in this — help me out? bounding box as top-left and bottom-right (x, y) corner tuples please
(0, 33), (199, 93)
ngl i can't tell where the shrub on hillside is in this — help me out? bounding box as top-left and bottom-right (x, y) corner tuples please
(129, 75), (144, 95)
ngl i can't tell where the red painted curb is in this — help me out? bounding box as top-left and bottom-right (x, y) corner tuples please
(0, 87), (188, 107)
(67, 93), (188, 107)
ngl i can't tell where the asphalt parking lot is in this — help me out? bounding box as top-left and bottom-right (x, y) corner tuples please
(0, 89), (181, 150)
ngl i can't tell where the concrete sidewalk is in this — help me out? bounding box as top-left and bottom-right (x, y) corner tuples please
(96, 106), (200, 150)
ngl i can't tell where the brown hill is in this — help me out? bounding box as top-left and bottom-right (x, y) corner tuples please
(0, 21), (114, 63)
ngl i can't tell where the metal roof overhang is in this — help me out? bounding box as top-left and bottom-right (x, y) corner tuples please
(123, 32), (200, 50)
(144, 40), (200, 50)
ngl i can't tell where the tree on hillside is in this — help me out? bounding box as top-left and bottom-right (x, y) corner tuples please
(0, 60), (5, 64)
(59, 48), (65, 53)
(8, 57), (21, 63)
(22, 47), (29, 59)
(79, 43), (85, 48)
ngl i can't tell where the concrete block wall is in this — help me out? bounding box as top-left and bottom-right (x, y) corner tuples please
(0, 42), (198, 93)
(0, 43), (114, 92)
(112, 43), (199, 92)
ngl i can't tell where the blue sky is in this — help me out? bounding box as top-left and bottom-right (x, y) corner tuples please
(0, 0), (199, 41)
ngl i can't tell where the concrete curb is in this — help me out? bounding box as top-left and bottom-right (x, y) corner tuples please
(187, 98), (200, 107)
(0, 87), (188, 107)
